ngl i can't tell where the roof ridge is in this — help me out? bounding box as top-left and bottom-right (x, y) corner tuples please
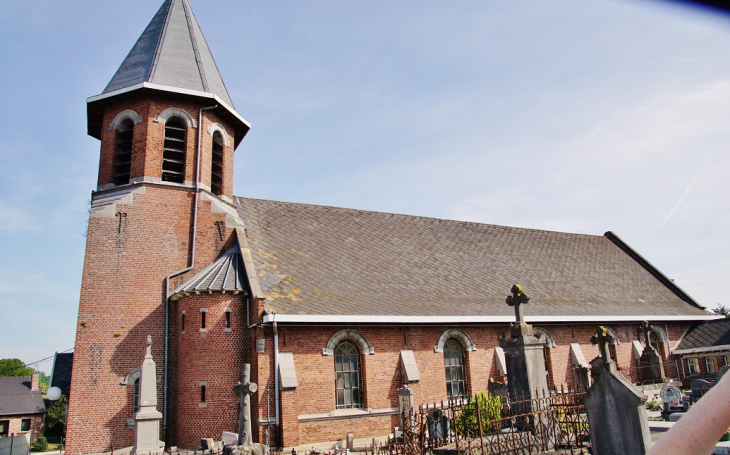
(234, 195), (605, 239)
(146, 0), (174, 82)
(180, 0), (209, 92)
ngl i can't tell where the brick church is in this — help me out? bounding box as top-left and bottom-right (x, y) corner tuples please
(65, 0), (715, 453)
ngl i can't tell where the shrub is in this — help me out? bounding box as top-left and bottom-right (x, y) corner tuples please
(31, 436), (48, 452)
(453, 392), (503, 437)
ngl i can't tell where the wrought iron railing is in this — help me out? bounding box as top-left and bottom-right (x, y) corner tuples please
(368, 386), (589, 455)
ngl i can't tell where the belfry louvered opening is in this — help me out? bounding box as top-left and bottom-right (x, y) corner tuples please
(211, 131), (224, 195)
(113, 119), (134, 185)
(162, 117), (187, 183)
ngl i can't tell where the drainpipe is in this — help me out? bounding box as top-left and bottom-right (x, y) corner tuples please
(273, 320), (281, 426)
(163, 104), (218, 428)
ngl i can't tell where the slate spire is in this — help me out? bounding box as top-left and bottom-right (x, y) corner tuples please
(103, 0), (234, 108)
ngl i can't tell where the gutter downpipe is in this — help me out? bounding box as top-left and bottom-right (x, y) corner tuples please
(273, 319), (281, 427)
(163, 104), (218, 428)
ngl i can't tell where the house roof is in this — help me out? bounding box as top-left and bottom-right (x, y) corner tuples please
(171, 246), (247, 299)
(675, 318), (730, 354)
(234, 197), (711, 323)
(0, 377), (46, 417)
(50, 352), (74, 397)
(103, 0), (233, 107)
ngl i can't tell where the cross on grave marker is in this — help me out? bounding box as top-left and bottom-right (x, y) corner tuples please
(233, 364), (257, 446)
(505, 284), (530, 324)
(641, 321), (654, 349)
(591, 326), (615, 364)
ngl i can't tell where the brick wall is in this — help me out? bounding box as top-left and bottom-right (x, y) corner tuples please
(174, 294), (246, 449)
(97, 95), (236, 199)
(2, 414), (45, 442)
(265, 321), (692, 448)
(66, 91), (241, 454)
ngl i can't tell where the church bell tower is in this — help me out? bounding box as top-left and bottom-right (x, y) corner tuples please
(66, 1), (250, 452)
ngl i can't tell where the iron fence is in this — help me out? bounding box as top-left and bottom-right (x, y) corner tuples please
(367, 386), (589, 455)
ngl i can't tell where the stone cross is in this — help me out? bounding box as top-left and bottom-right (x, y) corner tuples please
(591, 326), (615, 364)
(233, 364), (257, 446)
(505, 284), (530, 323)
(641, 321), (654, 349)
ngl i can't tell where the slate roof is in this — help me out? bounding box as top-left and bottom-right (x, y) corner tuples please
(103, 0), (234, 107)
(676, 318), (730, 352)
(171, 246), (247, 298)
(0, 377), (46, 417)
(234, 197), (709, 320)
(50, 352), (74, 397)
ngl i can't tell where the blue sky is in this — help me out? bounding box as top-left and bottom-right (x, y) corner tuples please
(1, 0), (729, 373)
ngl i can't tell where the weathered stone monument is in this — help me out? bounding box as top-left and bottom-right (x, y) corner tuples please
(233, 364), (258, 446)
(638, 321), (665, 383)
(225, 364), (267, 455)
(498, 284), (548, 405)
(584, 327), (651, 455)
(132, 336), (163, 455)
(397, 385), (414, 431)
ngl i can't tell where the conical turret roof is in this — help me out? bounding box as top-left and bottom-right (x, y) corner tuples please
(104, 0), (234, 107)
(87, 0), (249, 147)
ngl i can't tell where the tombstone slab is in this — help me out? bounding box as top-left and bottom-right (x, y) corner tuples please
(584, 327), (651, 455)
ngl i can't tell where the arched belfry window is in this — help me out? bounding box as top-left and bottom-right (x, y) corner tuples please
(162, 117), (187, 183)
(444, 339), (467, 398)
(211, 131), (224, 195)
(113, 119), (134, 185)
(334, 340), (363, 409)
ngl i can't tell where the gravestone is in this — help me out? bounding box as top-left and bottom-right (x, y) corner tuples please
(638, 321), (665, 382)
(660, 384), (685, 414)
(498, 284), (548, 407)
(132, 336), (163, 455)
(584, 327), (651, 455)
(233, 364), (258, 446)
(397, 385), (414, 430)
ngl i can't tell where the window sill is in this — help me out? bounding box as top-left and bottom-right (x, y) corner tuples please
(298, 407), (398, 422)
(224, 328), (232, 333)
(199, 328), (207, 333)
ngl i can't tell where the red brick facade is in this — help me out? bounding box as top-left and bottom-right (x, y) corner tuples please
(256, 321), (690, 448)
(0, 414), (45, 441)
(66, 91), (241, 454)
(66, 86), (701, 454)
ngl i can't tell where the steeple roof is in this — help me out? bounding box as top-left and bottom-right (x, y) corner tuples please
(104, 0), (234, 107)
(87, 0), (249, 147)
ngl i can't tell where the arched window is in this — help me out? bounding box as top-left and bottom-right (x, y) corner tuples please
(334, 340), (362, 409)
(444, 339), (467, 398)
(211, 131), (224, 195)
(162, 117), (187, 183)
(113, 119), (134, 185)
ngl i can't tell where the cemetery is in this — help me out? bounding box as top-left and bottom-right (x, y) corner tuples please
(107, 285), (730, 455)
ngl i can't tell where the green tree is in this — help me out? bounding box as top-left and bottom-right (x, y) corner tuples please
(0, 358), (34, 377)
(45, 395), (67, 429)
(712, 304), (730, 318)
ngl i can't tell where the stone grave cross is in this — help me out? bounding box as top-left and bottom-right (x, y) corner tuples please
(590, 326), (615, 365)
(641, 321), (656, 352)
(505, 284), (530, 325)
(233, 364), (257, 446)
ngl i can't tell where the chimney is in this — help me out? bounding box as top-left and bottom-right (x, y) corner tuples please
(31, 374), (39, 391)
